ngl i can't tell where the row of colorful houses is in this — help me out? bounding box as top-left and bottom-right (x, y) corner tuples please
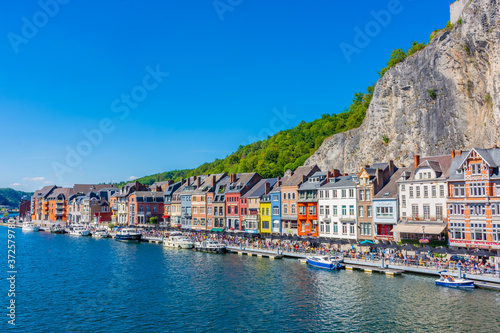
(30, 147), (500, 251)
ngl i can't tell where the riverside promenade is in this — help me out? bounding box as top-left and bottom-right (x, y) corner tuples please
(227, 245), (500, 289)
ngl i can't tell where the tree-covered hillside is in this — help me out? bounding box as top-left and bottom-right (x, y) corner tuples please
(0, 188), (33, 208)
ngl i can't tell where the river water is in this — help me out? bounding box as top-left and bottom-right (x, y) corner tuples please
(2, 228), (500, 332)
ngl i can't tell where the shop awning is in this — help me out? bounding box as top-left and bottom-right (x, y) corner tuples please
(211, 228), (224, 232)
(162, 215), (170, 219)
(392, 225), (420, 233)
(392, 224), (446, 234)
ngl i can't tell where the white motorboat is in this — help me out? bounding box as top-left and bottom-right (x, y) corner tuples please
(22, 221), (39, 232)
(435, 271), (475, 289)
(163, 232), (194, 249)
(194, 240), (227, 254)
(69, 225), (90, 236)
(115, 228), (142, 242)
(92, 230), (109, 238)
(306, 256), (343, 270)
(50, 225), (65, 234)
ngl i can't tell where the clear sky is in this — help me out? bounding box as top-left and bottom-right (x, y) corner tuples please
(1, 0), (452, 192)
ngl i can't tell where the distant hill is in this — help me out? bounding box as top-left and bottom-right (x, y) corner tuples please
(0, 188), (33, 208)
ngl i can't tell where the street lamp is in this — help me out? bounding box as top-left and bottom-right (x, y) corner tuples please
(422, 225), (426, 239)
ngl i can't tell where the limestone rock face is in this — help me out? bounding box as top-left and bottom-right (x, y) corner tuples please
(305, 0), (500, 173)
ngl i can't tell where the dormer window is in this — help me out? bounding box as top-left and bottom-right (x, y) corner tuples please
(471, 164), (481, 175)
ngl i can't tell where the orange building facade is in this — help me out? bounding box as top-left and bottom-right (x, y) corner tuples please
(447, 148), (500, 250)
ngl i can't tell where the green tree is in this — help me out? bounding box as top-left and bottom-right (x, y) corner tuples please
(149, 217), (158, 224)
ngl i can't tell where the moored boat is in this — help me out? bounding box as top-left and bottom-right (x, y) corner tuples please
(194, 240), (227, 254)
(92, 230), (110, 238)
(435, 271), (475, 289)
(163, 232), (194, 249)
(115, 228), (142, 242)
(22, 221), (40, 232)
(306, 256), (343, 270)
(69, 225), (90, 236)
(50, 225), (65, 234)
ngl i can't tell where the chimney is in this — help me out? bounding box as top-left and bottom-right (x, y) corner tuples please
(451, 150), (455, 159)
(332, 169), (341, 178)
(376, 169), (383, 191)
(278, 180), (282, 187)
(302, 175), (307, 184)
(230, 173), (236, 183)
(211, 175), (216, 187)
(388, 160), (395, 175)
(187, 178), (191, 186)
(264, 182), (270, 195)
(196, 177), (201, 187)
(365, 165), (370, 169)
(181, 178), (186, 185)
(134, 180), (139, 189)
(456, 150), (462, 156)
(276, 176), (281, 183)
(414, 155), (420, 169)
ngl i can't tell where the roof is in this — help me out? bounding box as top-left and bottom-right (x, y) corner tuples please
(33, 185), (57, 198)
(191, 173), (226, 195)
(164, 181), (182, 196)
(242, 178), (278, 199)
(281, 165), (320, 187)
(225, 173), (261, 193)
(70, 184), (116, 196)
(413, 155), (452, 179)
(320, 175), (356, 188)
(132, 191), (164, 198)
(46, 187), (71, 200)
(449, 148), (500, 180)
(373, 167), (409, 199)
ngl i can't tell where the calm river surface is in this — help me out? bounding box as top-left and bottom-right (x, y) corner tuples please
(2, 228), (500, 332)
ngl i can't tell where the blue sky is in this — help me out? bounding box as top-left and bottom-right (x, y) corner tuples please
(0, 0), (452, 192)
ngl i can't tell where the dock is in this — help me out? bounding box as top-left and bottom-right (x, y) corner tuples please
(344, 263), (403, 275)
(142, 236), (163, 244)
(227, 247), (283, 259)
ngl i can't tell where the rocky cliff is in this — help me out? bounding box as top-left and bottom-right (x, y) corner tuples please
(305, 0), (500, 172)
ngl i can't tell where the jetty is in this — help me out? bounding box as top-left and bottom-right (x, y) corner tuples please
(227, 247), (283, 259)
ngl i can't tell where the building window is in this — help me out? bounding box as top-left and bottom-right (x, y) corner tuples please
(325, 206), (330, 216)
(266, 208), (269, 215)
(412, 204), (418, 219)
(450, 222), (465, 240)
(453, 184), (465, 197)
(291, 204), (296, 214)
(401, 195), (406, 208)
(333, 205), (338, 216)
(423, 186), (428, 198)
(292, 193), (295, 200)
(471, 223), (487, 240)
(319, 191), (324, 199)
(342, 224), (347, 235)
(342, 205), (347, 216)
(309, 206), (316, 215)
(359, 206), (364, 217)
(471, 164), (481, 175)
(493, 224), (500, 241)
(349, 205), (354, 216)
(376, 206), (393, 218)
(299, 206), (305, 215)
(436, 205), (443, 220)
(325, 190), (329, 198)
(491, 204), (499, 216)
(469, 204), (486, 216)
(341, 190), (346, 198)
(409, 187), (414, 198)
(319, 205), (324, 215)
(401, 185), (405, 191)
(440, 185), (445, 197)
(431, 185), (436, 198)
(272, 195), (278, 202)
(469, 183), (486, 197)
(349, 189), (354, 198)
(359, 190), (364, 201)
(416, 186), (421, 198)
(360, 223), (371, 236)
(283, 204), (288, 214)
(333, 223), (338, 234)
(449, 204), (465, 216)
(366, 190), (371, 201)
(349, 224), (355, 234)
(367, 206), (372, 217)
(423, 205), (430, 220)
